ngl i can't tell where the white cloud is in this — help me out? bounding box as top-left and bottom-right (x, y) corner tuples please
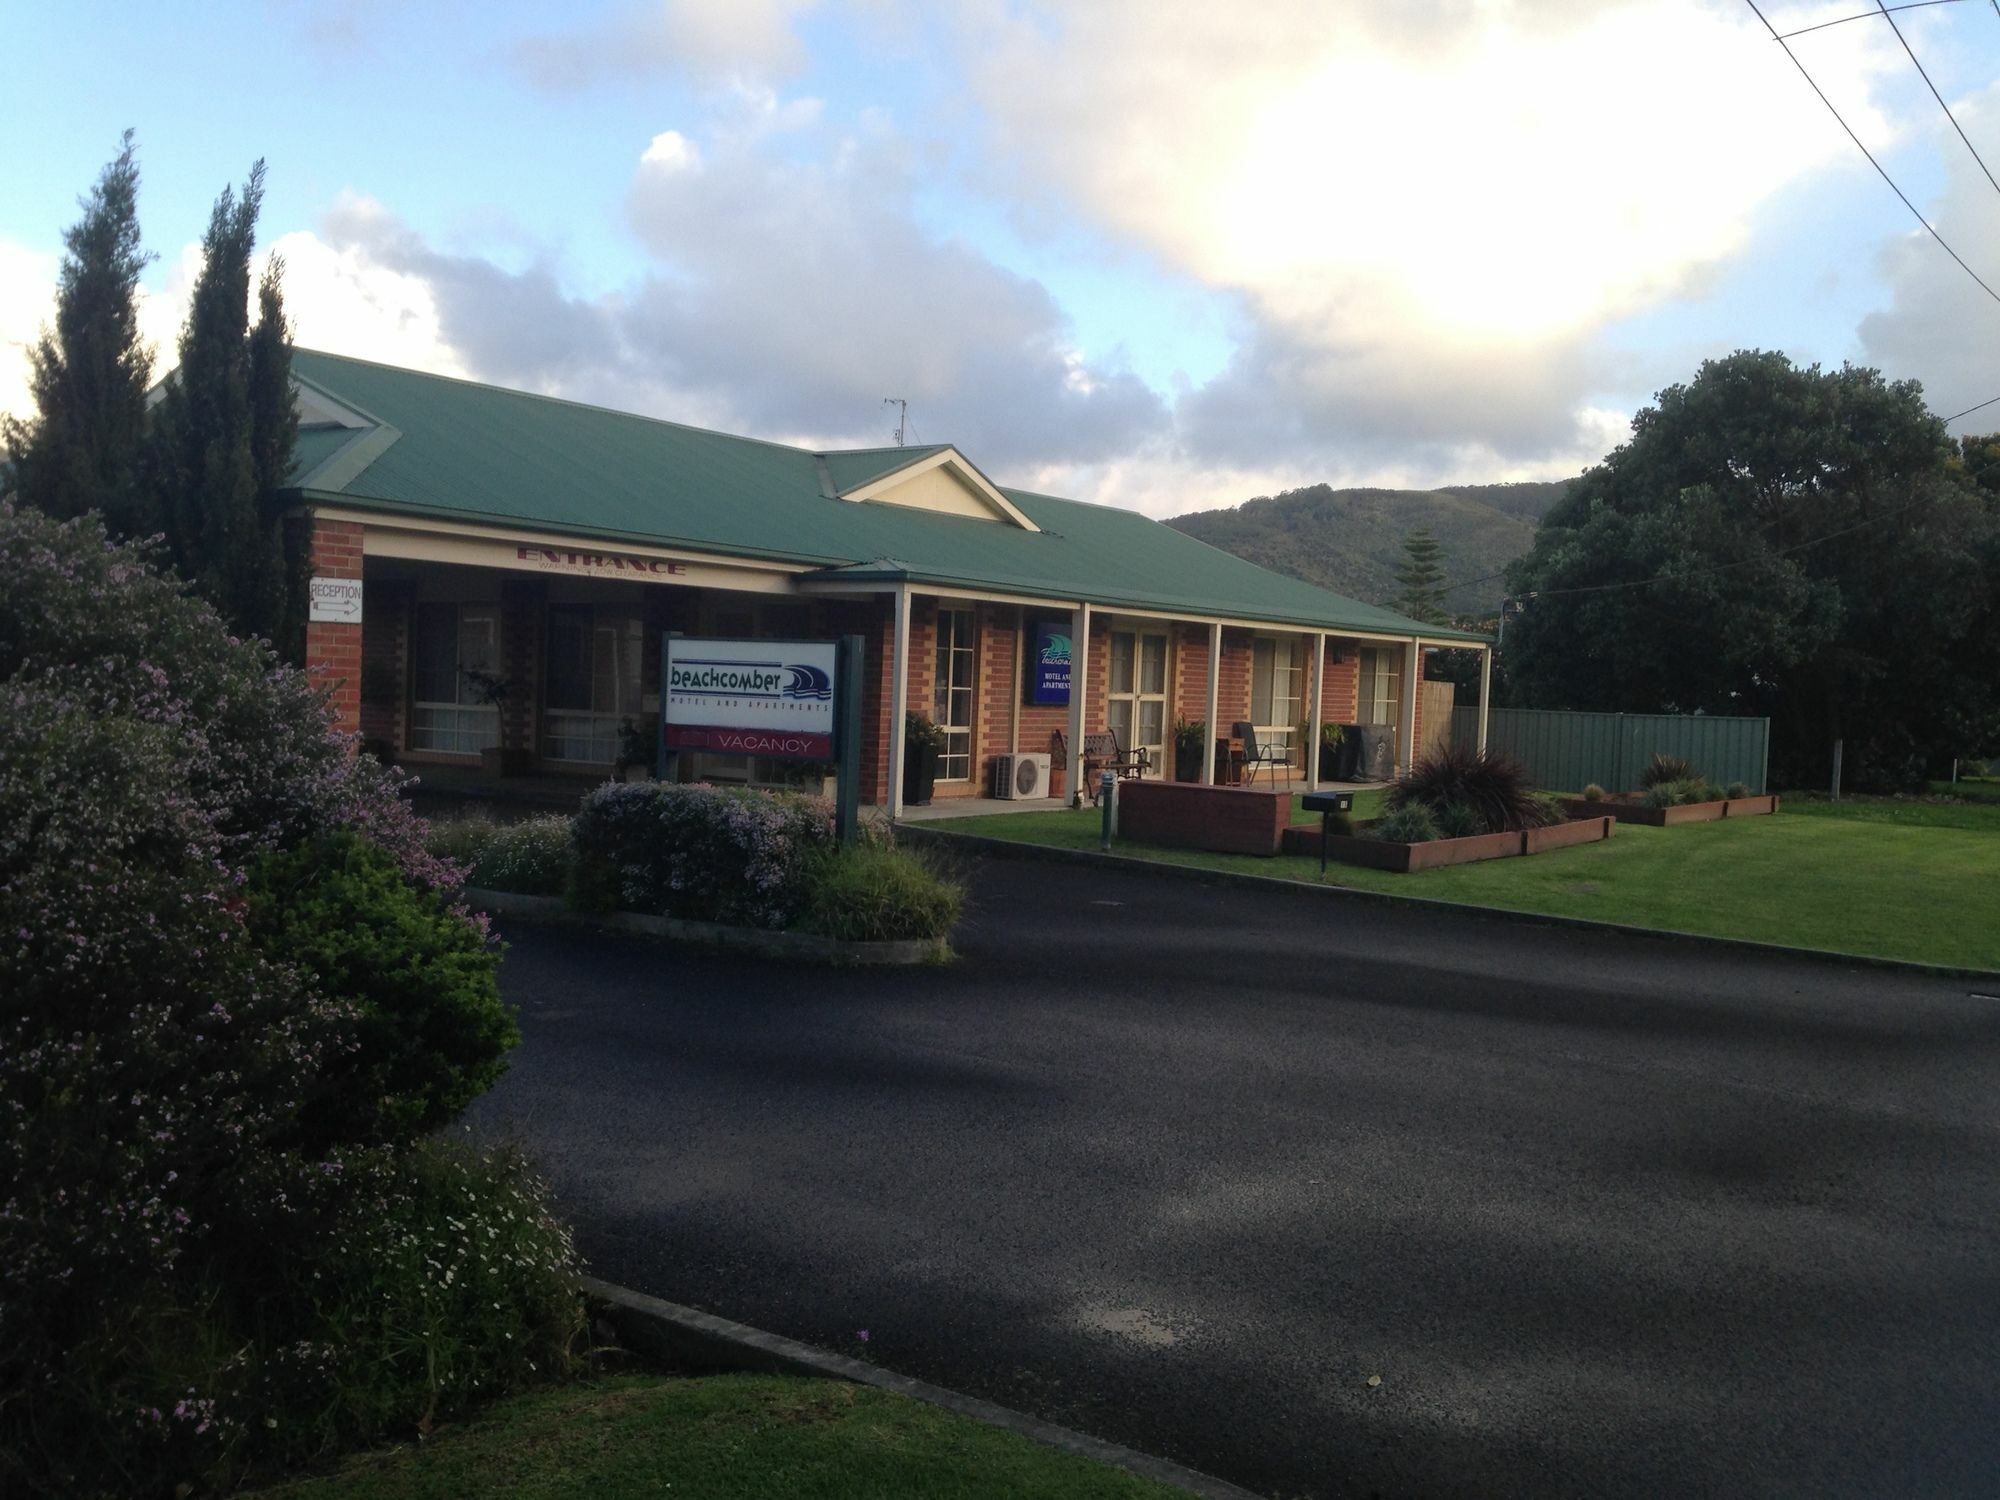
(1857, 83), (2000, 432)
(515, 0), (821, 91)
(955, 0), (1911, 474)
(0, 241), (59, 426)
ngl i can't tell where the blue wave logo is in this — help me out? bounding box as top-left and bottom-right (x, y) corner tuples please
(782, 665), (833, 701)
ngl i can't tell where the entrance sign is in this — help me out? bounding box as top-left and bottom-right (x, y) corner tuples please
(308, 576), (363, 623)
(662, 637), (839, 759)
(1029, 621), (1072, 706)
(660, 634), (863, 844)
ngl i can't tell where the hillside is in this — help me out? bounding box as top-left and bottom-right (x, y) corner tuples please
(1165, 479), (1570, 615)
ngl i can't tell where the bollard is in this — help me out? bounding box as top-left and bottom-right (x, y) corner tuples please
(1100, 770), (1116, 849)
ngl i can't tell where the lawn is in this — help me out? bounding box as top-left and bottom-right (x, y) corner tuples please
(926, 792), (2000, 970)
(254, 1373), (1190, 1499)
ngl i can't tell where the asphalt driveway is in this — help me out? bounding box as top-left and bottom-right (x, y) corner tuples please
(471, 855), (2000, 1498)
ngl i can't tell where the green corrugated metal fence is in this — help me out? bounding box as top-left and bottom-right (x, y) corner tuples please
(1447, 707), (1770, 795)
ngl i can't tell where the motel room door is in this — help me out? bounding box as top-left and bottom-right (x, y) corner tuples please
(1107, 629), (1168, 773)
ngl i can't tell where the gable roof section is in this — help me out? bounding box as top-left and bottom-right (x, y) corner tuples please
(282, 349), (1485, 642)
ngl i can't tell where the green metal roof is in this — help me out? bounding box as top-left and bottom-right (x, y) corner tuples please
(284, 349), (1485, 643)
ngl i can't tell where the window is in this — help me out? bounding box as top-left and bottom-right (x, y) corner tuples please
(1357, 647), (1402, 727)
(933, 607), (976, 781)
(543, 605), (643, 763)
(1107, 629), (1168, 771)
(409, 603), (500, 753)
(1250, 637), (1303, 763)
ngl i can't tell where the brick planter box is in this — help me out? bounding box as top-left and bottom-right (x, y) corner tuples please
(1117, 780), (1291, 856)
(1277, 816), (1614, 873)
(1562, 794), (1780, 827)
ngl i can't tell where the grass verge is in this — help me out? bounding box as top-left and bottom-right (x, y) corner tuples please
(927, 792), (2000, 971)
(251, 1372), (1190, 1499)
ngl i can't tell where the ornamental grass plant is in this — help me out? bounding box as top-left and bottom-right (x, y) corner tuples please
(1385, 744), (1561, 835)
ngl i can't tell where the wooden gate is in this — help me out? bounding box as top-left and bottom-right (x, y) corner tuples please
(1420, 680), (1455, 761)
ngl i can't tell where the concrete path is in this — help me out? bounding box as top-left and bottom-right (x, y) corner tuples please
(473, 857), (2000, 1498)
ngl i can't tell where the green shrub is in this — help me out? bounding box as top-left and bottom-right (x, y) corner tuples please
(1433, 800), (1486, 839)
(43, 1138), (584, 1498)
(1724, 781), (1752, 799)
(1581, 782), (1609, 802)
(246, 832), (517, 1149)
(426, 813), (499, 868)
(468, 815), (574, 896)
(1641, 777), (1718, 807)
(1639, 752), (1700, 788)
(1958, 759), (1988, 778)
(570, 781), (833, 928)
(1388, 744), (1546, 832)
(799, 837), (964, 943)
(1372, 802), (1441, 843)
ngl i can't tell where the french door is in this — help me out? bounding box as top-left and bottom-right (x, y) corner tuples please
(933, 607), (976, 781)
(1107, 630), (1168, 773)
(1251, 636), (1303, 767)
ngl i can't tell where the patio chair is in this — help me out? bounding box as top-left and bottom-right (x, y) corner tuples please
(1232, 722), (1290, 786)
(1082, 730), (1149, 803)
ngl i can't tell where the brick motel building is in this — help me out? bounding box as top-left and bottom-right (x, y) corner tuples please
(288, 351), (1492, 816)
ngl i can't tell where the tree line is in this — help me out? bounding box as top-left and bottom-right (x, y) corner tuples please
(3, 132), (304, 658)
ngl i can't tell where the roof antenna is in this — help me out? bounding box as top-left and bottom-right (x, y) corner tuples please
(883, 397), (907, 448)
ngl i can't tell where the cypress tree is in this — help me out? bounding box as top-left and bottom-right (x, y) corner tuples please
(1395, 526), (1448, 625)
(146, 161), (300, 653)
(249, 257), (305, 659)
(3, 131), (155, 534)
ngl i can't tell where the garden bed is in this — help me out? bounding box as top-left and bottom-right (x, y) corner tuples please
(1276, 815), (1613, 873)
(463, 888), (948, 965)
(1562, 794), (1779, 826)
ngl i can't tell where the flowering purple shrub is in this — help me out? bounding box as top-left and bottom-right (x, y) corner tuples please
(0, 505), (565, 1497)
(0, 502), (457, 894)
(570, 781), (834, 929)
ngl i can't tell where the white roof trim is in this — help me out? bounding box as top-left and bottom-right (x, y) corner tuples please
(836, 446), (1041, 532)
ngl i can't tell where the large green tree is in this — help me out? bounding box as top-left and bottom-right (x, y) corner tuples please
(145, 160), (303, 657)
(2, 131), (155, 535)
(1502, 350), (1999, 790)
(1394, 526), (1448, 624)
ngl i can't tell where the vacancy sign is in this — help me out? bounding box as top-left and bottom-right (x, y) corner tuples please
(662, 637), (838, 760)
(308, 577), (363, 623)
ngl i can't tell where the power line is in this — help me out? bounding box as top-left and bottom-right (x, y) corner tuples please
(1745, 0), (2000, 308)
(1875, 0), (2000, 198)
(1773, 0), (1963, 40)
(1944, 391), (2000, 422)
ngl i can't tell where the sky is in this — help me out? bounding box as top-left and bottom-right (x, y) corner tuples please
(2, 0), (1998, 520)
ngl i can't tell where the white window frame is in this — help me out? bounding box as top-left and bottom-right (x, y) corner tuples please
(408, 603), (500, 755)
(1106, 628), (1169, 773)
(1250, 635), (1304, 765)
(933, 606), (977, 782)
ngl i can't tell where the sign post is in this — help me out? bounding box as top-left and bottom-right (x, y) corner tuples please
(660, 634), (862, 844)
(834, 635), (863, 845)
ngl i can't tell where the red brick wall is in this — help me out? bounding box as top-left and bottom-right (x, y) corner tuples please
(304, 515), (363, 736)
(498, 578), (547, 760)
(977, 605), (1019, 792)
(1322, 642), (1360, 725)
(359, 577), (411, 753)
(1119, 781), (1290, 856)
(1173, 626), (1210, 728)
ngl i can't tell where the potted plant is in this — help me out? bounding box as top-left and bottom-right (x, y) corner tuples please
(462, 667), (530, 776)
(1173, 718), (1206, 782)
(783, 757), (839, 799)
(903, 713), (944, 807)
(614, 717), (654, 782)
(1317, 721), (1345, 781)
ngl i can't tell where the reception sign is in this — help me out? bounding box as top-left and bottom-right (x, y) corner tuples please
(1028, 621), (1072, 707)
(662, 637), (838, 759)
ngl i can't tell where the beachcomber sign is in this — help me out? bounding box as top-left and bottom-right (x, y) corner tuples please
(662, 637), (838, 759)
(1029, 621), (1071, 706)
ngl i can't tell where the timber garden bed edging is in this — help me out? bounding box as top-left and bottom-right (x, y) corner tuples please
(1275, 816), (1614, 873)
(1562, 793), (1780, 826)
(460, 888), (950, 965)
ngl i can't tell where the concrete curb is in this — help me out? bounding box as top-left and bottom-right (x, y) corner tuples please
(580, 1277), (1263, 1500)
(897, 825), (2000, 985)
(461, 888), (949, 966)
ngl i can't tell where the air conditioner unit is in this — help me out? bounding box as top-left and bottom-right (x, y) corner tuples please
(991, 752), (1052, 799)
